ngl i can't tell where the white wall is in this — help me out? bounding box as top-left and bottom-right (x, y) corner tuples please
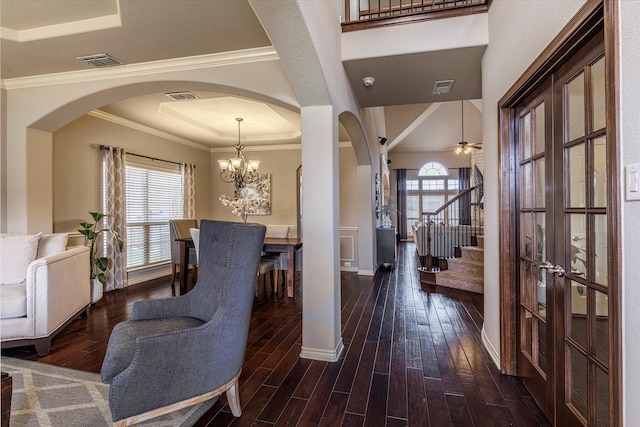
(619, 1), (640, 423)
(482, 0), (588, 366)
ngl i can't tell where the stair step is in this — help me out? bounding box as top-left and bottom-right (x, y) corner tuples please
(460, 246), (484, 261)
(436, 270), (483, 294)
(446, 257), (484, 277)
(476, 235), (484, 248)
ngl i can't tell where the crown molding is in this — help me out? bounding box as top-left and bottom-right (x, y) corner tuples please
(88, 110), (210, 152)
(1, 46), (279, 90)
(1, 13), (122, 43)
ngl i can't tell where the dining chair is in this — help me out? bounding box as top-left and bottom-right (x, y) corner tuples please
(189, 228), (200, 262)
(169, 219), (198, 290)
(261, 225), (290, 293)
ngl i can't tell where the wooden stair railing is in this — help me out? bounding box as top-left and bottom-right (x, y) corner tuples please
(417, 185), (483, 271)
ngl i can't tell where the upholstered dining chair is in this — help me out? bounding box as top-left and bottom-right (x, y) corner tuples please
(100, 220), (266, 426)
(189, 227), (200, 262)
(261, 225), (290, 293)
(169, 219), (198, 289)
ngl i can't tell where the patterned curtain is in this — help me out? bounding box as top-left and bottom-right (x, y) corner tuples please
(103, 147), (128, 291)
(181, 163), (196, 218)
(396, 169), (407, 240)
(459, 167), (472, 225)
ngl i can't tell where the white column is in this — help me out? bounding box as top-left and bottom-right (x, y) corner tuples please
(357, 165), (375, 275)
(300, 105), (343, 362)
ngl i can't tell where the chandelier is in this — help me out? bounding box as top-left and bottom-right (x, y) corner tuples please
(217, 118), (261, 198)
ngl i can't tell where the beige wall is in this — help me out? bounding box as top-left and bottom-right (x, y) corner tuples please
(52, 114), (212, 233)
(1, 89), (6, 233)
(482, 0), (588, 365)
(209, 145), (360, 263)
(210, 147), (301, 232)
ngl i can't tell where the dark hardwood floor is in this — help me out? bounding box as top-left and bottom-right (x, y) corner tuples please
(2, 242), (551, 426)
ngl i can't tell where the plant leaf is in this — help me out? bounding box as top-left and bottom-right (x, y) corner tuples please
(96, 257), (108, 272)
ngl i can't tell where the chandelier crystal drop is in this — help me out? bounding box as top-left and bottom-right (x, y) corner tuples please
(218, 118), (261, 198)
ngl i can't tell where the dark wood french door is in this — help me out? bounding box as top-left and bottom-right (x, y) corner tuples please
(515, 27), (613, 426)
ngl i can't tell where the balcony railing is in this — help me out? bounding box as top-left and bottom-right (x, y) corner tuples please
(342, 0), (490, 31)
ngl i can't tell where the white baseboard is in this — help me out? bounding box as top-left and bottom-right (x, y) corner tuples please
(482, 324), (501, 369)
(357, 269), (375, 276)
(340, 266), (359, 273)
(300, 339), (344, 362)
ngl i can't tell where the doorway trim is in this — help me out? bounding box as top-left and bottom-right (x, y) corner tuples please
(497, 0), (621, 424)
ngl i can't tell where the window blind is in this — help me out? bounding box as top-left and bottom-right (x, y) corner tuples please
(126, 163), (183, 269)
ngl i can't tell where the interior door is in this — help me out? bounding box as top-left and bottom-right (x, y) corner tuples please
(516, 28), (609, 426)
(516, 77), (554, 420)
(554, 29), (609, 427)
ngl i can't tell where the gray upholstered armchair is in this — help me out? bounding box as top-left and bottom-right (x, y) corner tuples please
(100, 220), (266, 426)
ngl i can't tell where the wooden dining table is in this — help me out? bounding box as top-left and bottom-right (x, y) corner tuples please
(176, 236), (302, 298)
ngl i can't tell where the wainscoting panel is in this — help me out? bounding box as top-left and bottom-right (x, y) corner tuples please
(340, 226), (358, 272)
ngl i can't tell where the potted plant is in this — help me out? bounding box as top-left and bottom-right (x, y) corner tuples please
(78, 212), (123, 303)
(380, 195), (396, 228)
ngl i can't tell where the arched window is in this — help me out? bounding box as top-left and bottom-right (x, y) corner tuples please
(404, 161), (460, 236)
(418, 161), (449, 177)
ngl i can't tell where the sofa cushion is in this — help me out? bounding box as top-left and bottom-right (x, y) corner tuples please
(36, 233), (69, 259)
(0, 283), (27, 319)
(0, 233), (42, 285)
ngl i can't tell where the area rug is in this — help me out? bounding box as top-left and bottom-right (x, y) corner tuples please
(1, 357), (216, 427)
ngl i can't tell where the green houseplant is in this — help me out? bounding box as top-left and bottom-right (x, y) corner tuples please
(78, 212), (123, 286)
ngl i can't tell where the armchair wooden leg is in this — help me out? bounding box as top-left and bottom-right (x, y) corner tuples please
(112, 371), (242, 426)
(226, 377), (242, 417)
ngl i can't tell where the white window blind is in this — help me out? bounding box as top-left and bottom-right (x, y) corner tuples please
(126, 163), (183, 269)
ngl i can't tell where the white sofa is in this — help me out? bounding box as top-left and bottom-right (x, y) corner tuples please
(1, 233), (91, 356)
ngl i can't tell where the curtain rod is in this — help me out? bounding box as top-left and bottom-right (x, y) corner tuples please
(98, 144), (193, 167)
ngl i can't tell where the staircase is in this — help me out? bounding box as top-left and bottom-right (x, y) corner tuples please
(419, 236), (484, 294)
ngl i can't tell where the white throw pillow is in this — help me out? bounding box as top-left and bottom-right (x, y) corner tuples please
(0, 233), (42, 285)
(36, 233), (69, 258)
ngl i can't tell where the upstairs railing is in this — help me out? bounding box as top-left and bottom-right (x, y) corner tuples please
(415, 185), (484, 271)
(342, 0), (490, 31)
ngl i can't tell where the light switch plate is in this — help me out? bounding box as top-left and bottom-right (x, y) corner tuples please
(626, 163), (640, 201)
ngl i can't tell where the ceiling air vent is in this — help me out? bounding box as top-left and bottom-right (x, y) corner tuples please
(165, 91), (199, 101)
(432, 79), (455, 95)
(77, 54), (123, 67)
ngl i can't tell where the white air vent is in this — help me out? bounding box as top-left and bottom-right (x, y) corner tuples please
(77, 54), (123, 67)
(432, 79), (455, 95)
(165, 92), (199, 101)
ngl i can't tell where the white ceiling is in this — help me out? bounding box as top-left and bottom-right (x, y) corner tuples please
(0, 0), (484, 152)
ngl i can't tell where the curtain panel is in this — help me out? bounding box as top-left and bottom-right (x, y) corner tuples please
(181, 163), (196, 219)
(396, 169), (407, 240)
(103, 147), (128, 291)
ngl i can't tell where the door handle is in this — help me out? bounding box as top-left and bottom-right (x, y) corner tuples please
(539, 261), (565, 277)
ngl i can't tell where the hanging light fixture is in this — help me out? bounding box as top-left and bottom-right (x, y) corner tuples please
(218, 118), (261, 197)
(455, 101), (472, 155)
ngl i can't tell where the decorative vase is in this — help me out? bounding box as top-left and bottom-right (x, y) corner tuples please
(381, 216), (392, 228)
(91, 278), (103, 304)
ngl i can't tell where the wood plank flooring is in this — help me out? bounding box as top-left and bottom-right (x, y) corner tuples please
(2, 242), (551, 426)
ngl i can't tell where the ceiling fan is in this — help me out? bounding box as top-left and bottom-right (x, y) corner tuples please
(455, 101), (482, 154)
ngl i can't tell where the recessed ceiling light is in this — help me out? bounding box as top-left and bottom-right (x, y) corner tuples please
(165, 92), (199, 101)
(76, 54), (123, 67)
(432, 79), (455, 95)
